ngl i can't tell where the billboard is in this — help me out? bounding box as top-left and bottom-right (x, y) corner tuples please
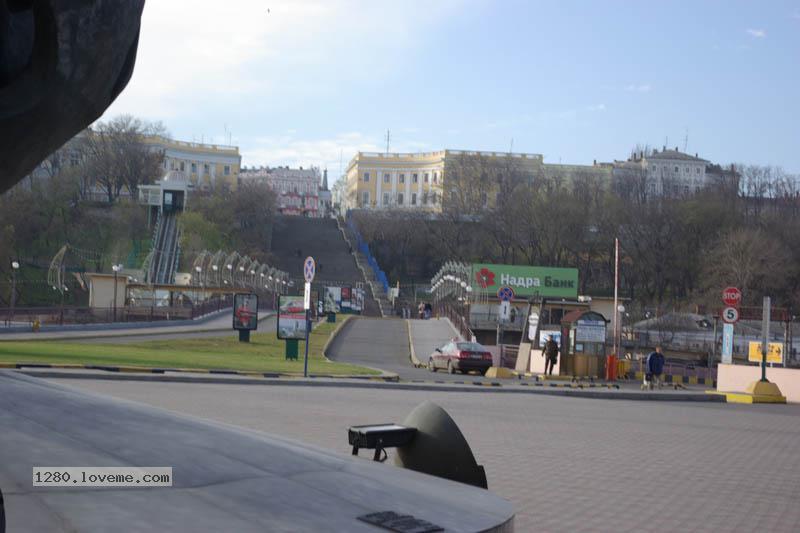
(748, 341), (783, 364)
(233, 294), (258, 331)
(471, 263), (578, 299)
(352, 288), (364, 312)
(341, 286), (352, 310)
(324, 286), (342, 313)
(277, 295), (307, 340)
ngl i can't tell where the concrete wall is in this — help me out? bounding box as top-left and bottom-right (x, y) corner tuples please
(717, 363), (800, 403)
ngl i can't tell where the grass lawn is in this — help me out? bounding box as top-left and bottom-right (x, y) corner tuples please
(0, 320), (378, 376)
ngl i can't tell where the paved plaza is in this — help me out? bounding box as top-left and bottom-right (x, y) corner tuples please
(55, 377), (800, 532)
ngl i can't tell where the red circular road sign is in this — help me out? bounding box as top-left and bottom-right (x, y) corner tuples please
(722, 287), (742, 307)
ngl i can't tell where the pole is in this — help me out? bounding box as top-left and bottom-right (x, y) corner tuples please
(113, 270), (118, 322)
(710, 315), (718, 370)
(613, 238), (619, 356)
(10, 268), (17, 324)
(303, 308), (310, 377)
(761, 301), (768, 381)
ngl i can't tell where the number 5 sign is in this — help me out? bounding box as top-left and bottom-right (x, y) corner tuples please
(722, 306), (739, 324)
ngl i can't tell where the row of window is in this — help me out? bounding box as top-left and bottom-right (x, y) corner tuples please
(361, 191), (439, 206)
(650, 165), (702, 175)
(363, 171), (439, 185)
(167, 159), (232, 176)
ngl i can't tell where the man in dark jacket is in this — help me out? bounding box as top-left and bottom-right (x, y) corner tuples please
(646, 346), (666, 389)
(543, 336), (559, 376)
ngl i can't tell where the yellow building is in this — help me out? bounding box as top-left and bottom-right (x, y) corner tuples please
(142, 136), (241, 191)
(344, 150), (544, 211)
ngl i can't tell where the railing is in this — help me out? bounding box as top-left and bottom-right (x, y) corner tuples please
(437, 301), (475, 342)
(345, 211), (389, 295)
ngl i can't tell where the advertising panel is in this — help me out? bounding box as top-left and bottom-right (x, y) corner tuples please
(538, 330), (562, 348)
(352, 288), (364, 312)
(341, 286), (352, 310)
(324, 286), (342, 313)
(747, 341), (783, 364)
(471, 263), (579, 299)
(277, 295), (307, 340)
(575, 319), (606, 343)
(232, 293), (258, 331)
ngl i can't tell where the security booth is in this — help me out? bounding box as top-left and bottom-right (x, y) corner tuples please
(559, 310), (608, 378)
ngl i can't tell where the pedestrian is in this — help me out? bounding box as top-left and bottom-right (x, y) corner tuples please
(543, 335), (559, 376)
(424, 302), (432, 319)
(645, 346), (666, 390)
(418, 302), (425, 320)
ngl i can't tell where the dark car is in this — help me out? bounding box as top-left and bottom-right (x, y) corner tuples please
(428, 341), (493, 375)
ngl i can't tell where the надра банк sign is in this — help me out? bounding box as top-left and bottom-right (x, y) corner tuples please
(471, 263), (578, 299)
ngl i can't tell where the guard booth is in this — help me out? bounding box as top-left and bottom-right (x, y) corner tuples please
(559, 310), (608, 378)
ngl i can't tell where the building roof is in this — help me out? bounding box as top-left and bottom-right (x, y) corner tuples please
(646, 149), (708, 163)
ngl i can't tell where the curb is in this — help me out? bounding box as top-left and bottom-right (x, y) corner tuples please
(407, 319), (423, 368)
(12, 369), (725, 401)
(321, 315), (354, 362)
(0, 362), (399, 382)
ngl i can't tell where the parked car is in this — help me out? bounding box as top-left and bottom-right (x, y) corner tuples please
(428, 341), (493, 375)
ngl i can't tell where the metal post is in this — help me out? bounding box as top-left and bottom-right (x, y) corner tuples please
(761, 296), (770, 382)
(303, 308), (311, 377)
(710, 315), (718, 370)
(113, 270), (118, 322)
(9, 261), (19, 324)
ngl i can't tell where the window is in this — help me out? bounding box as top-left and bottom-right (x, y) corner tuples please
(203, 164), (209, 174)
(362, 191), (369, 206)
(696, 167), (701, 174)
(422, 192), (428, 204)
(433, 172), (438, 183)
(674, 166), (679, 172)
(383, 192), (390, 205)
(398, 193), (404, 205)
(412, 173), (418, 183)
(432, 192), (438, 204)
(685, 166), (689, 173)
(384, 173), (390, 183)
(363, 172), (370, 182)
(399, 174), (405, 184)
(224, 165), (231, 176)
(424, 173), (429, 183)
(411, 193), (417, 205)
(191, 162), (197, 173)
(179, 161), (185, 171)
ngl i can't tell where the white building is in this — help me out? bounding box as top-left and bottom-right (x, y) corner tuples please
(239, 166), (322, 217)
(617, 147), (709, 197)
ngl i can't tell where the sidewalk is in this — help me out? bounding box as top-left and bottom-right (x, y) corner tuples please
(0, 311), (273, 342)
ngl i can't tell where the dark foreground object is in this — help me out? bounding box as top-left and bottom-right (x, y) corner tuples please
(0, 372), (514, 532)
(0, 1), (145, 193)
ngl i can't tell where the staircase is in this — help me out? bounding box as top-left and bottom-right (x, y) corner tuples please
(146, 211), (181, 284)
(338, 218), (392, 317)
(269, 216), (382, 316)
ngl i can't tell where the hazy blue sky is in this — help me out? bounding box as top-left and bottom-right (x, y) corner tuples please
(103, 0), (800, 178)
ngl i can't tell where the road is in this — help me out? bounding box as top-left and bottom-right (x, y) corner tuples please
(0, 371), (512, 532)
(50, 376), (800, 532)
(325, 317), (480, 382)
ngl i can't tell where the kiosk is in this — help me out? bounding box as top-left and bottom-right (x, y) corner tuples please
(559, 310), (608, 378)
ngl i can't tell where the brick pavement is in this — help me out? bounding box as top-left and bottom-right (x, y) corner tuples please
(55, 379), (800, 532)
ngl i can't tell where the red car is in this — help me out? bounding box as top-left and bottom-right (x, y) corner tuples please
(428, 341), (493, 375)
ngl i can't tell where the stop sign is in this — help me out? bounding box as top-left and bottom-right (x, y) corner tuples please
(722, 287), (742, 307)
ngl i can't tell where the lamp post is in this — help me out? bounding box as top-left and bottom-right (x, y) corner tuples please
(195, 265), (202, 315)
(9, 260), (20, 325)
(112, 264), (122, 322)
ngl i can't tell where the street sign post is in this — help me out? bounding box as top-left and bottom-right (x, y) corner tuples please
(499, 301), (511, 321)
(302, 257), (315, 378)
(722, 306), (739, 324)
(721, 323), (734, 364)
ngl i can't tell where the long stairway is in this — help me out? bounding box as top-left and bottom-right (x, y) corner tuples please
(269, 216), (382, 316)
(147, 211), (181, 284)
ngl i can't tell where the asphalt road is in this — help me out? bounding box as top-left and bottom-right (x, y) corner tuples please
(0, 371), (513, 532)
(53, 376), (800, 533)
(326, 317), (497, 382)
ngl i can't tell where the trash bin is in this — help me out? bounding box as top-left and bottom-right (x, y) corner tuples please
(606, 354), (617, 381)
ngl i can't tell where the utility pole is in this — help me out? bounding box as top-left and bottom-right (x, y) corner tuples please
(613, 238), (620, 356)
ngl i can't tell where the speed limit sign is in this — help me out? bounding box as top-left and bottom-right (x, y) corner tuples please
(722, 306), (739, 324)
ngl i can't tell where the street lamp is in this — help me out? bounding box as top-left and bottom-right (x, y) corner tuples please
(9, 260), (20, 325)
(195, 265), (203, 309)
(111, 264), (123, 322)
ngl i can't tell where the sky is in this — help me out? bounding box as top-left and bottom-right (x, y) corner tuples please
(102, 0), (800, 180)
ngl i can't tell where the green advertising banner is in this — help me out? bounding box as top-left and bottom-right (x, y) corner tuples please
(471, 263), (578, 299)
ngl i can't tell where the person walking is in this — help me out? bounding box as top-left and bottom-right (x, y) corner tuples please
(418, 302), (425, 320)
(543, 335), (559, 376)
(646, 346), (666, 390)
